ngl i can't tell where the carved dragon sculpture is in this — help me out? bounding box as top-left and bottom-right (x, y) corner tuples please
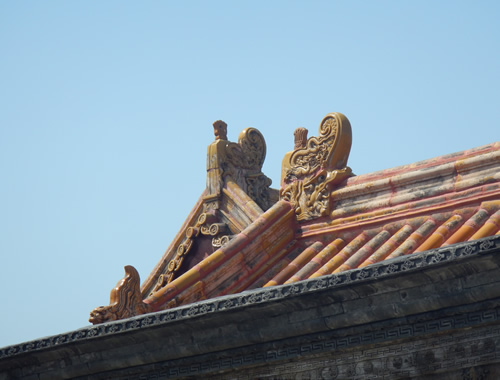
(206, 120), (274, 211)
(280, 112), (353, 221)
(89, 265), (151, 324)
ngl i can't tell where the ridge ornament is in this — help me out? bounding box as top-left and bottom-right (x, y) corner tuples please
(280, 112), (353, 221)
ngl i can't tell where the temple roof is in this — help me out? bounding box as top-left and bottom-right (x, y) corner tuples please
(88, 113), (500, 324)
(4, 235), (500, 377)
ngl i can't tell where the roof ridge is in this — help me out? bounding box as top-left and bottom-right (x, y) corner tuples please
(346, 141), (500, 185)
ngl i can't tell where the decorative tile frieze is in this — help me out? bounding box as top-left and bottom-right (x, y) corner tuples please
(84, 305), (500, 379)
(1, 235), (499, 360)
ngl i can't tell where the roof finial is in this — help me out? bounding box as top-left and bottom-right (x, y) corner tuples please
(280, 112), (352, 221)
(213, 120), (228, 141)
(293, 127), (308, 149)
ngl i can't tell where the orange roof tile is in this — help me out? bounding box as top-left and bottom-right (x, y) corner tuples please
(139, 142), (500, 313)
(89, 115), (500, 324)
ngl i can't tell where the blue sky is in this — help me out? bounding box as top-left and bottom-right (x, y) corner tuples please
(0, 1), (498, 347)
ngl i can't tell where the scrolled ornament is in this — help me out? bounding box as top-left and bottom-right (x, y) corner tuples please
(280, 112), (353, 221)
(89, 266), (151, 325)
(205, 121), (274, 211)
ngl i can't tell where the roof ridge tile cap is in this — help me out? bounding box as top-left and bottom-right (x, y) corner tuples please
(345, 142), (500, 187)
(332, 146), (500, 199)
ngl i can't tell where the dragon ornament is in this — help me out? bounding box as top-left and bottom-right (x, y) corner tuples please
(280, 112), (353, 221)
(89, 265), (152, 324)
(206, 120), (274, 211)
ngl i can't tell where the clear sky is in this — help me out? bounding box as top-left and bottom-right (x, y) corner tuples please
(0, 1), (498, 347)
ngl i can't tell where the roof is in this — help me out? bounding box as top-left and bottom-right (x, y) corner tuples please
(88, 112), (500, 324)
(4, 235), (500, 378)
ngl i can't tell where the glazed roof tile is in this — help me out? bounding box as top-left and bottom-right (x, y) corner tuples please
(88, 115), (500, 324)
(139, 142), (500, 313)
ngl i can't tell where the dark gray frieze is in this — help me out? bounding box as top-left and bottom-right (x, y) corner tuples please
(109, 300), (500, 379)
(1, 235), (499, 360)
